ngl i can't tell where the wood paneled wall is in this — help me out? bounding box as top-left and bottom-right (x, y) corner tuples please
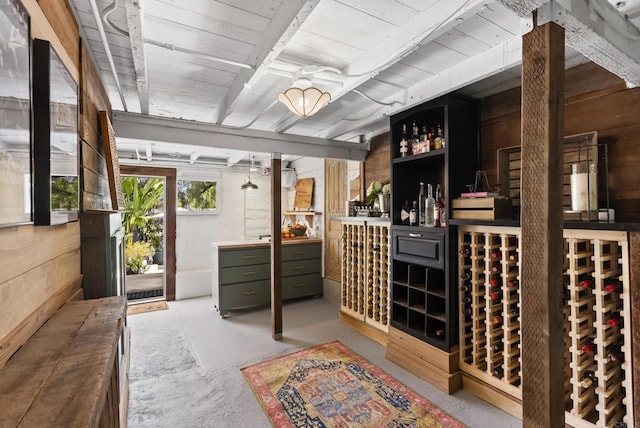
(480, 62), (638, 221)
(364, 132), (390, 191)
(0, 0), (111, 368)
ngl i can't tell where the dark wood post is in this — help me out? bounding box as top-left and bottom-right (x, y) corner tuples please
(271, 153), (283, 340)
(520, 15), (565, 427)
(630, 232), (640, 424)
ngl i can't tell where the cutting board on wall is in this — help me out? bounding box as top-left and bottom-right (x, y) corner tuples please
(293, 178), (314, 210)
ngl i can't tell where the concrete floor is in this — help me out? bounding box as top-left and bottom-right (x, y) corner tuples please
(127, 296), (521, 427)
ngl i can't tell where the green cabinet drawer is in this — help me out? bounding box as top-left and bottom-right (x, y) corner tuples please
(219, 263), (270, 285)
(283, 274), (322, 300)
(219, 247), (270, 267)
(282, 258), (321, 277)
(219, 280), (270, 310)
(282, 243), (321, 261)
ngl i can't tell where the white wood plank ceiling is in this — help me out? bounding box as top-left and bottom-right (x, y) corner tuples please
(68, 0), (640, 164)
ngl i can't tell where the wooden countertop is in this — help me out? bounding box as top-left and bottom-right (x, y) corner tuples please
(212, 238), (322, 250)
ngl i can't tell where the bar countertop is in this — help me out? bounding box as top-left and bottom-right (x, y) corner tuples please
(211, 238), (322, 250)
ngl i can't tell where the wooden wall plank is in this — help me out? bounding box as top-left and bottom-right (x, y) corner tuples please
(480, 63), (640, 221)
(364, 133), (391, 191)
(0, 249), (81, 337)
(520, 19), (566, 427)
(36, 0), (79, 69)
(0, 222), (80, 285)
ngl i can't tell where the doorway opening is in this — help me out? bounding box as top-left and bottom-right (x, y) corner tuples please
(120, 165), (177, 303)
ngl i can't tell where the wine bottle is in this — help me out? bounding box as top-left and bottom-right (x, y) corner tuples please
(409, 201), (417, 226)
(605, 281), (620, 293)
(461, 272), (471, 280)
(507, 280), (518, 288)
(492, 367), (504, 377)
(435, 329), (445, 337)
(491, 250), (502, 259)
(489, 278), (499, 287)
(579, 277), (593, 288)
(460, 285), (469, 292)
(509, 307), (519, 317)
(490, 291), (500, 300)
(401, 200), (410, 225)
(425, 184), (435, 227)
(399, 124), (409, 157)
(508, 252), (518, 262)
(436, 123), (445, 148)
(492, 342), (504, 352)
(462, 308), (472, 316)
(579, 370), (598, 388)
(491, 264), (501, 274)
(420, 125), (430, 153)
(582, 338), (596, 354)
(492, 315), (503, 325)
(434, 184), (442, 227)
(459, 247), (470, 255)
(607, 314), (623, 328)
(607, 349), (624, 363)
(418, 182), (426, 226)
(462, 296), (472, 304)
(411, 121), (420, 152)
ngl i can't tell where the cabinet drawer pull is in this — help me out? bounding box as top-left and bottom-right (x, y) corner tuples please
(293, 251), (304, 255)
(293, 266), (305, 270)
(294, 283), (305, 288)
(243, 271), (256, 276)
(409, 233), (422, 238)
(243, 290), (256, 295)
(243, 255), (255, 259)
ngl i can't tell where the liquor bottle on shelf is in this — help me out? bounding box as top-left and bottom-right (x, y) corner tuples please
(425, 184), (435, 227)
(401, 200), (410, 225)
(439, 186), (447, 227)
(579, 370), (598, 388)
(436, 123), (445, 148)
(399, 124), (409, 157)
(433, 184), (444, 227)
(431, 126), (441, 150)
(409, 201), (417, 226)
(411, 121), (420, 153)
(582, 338), (596, 354)
(418, 182), (426, 226)
(420, 125), (430, 153)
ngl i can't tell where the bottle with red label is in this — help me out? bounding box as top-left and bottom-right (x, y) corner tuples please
(582, 338), (596, 354)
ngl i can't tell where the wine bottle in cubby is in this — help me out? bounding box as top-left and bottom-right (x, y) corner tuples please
(582, 338), (596, 354)
(579, 370), (598, 388)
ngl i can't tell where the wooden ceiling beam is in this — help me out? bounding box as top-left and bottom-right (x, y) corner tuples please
(124, 0), (149, 114)
(218, 0), (321, 124)
(113, 111), (369, 161)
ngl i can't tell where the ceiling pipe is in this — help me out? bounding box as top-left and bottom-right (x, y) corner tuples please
(144, 39), (254, 70)
(88, 0), (128, 111)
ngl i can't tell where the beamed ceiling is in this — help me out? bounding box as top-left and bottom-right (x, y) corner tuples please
(68, 0), (640, 166)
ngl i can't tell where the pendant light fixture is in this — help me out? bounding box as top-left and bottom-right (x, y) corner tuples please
(277, 77), (331, 117)
(241, 155), (259, 190)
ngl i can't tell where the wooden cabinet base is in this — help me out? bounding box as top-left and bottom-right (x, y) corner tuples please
(339, 311), (387, 347)
(461, 372), (522, 419)
(385, 326), (461, 394)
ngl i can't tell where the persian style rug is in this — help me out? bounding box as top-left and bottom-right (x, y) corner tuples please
(241, 341), (464, 427)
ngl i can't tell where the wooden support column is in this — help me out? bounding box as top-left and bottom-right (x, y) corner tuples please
(271, 153), (283, 340)
(630, 232), (640, 424)
(520, 15), (565, 427)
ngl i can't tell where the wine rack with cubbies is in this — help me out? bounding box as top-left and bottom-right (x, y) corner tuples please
(458, 226), (633, 428)
(340, 221), (391, 335)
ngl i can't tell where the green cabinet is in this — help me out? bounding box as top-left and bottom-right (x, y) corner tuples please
(212, 241), (322, 317)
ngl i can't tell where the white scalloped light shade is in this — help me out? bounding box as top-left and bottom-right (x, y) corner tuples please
(278, 87), (331, 117)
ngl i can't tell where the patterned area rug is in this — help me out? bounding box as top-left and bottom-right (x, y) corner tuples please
(241, 341), (464, 427)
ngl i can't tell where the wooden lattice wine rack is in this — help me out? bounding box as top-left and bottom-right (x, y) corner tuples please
(341, 221), (390, 334)
(458, 225), (633, 428)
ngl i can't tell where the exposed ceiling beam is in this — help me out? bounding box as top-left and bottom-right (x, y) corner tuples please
(113, 112), (369, 161)
(274, 0), (489, 133)
(146, 142), (152, 161)
(124, 0), (149, 114)
(322, 37), (524, 139)
(495, 0), (549, 16)
(553, 0), (640, 86)
(226, 152), (244, 166)
(217, 0), (321, 124)
(189, 152), (199, 164)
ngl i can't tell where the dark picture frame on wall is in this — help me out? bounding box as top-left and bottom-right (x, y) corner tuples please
(0, 0), (32, 227)
(33, 38), (79, 225)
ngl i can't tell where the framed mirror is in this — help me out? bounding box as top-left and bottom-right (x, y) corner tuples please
(33, 38), (79, 225)
(0, 0), (31, 227)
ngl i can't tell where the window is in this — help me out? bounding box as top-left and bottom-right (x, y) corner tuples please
(177, 179), (217, 213)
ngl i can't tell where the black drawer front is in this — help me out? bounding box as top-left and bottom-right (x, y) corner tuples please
(393, 229), (444, 268)
(282, 243), (321, 261)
